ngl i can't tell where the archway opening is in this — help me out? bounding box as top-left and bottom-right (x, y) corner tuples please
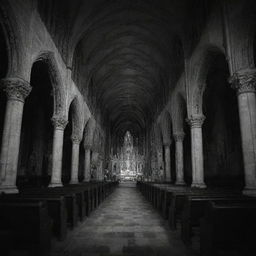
(203, 53), (244, 189)
(18, 61), (54, 188)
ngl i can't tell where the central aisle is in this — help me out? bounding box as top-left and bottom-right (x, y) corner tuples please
(51, 183), (195, 256)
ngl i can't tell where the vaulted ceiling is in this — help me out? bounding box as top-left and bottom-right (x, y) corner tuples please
(38, 0), (192, 139)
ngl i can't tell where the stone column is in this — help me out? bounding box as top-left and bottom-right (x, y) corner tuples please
(187, 115), (206, 188)
(84, 145), (91, 181)
(173, 132), (186, 185)
(49, 116), (68, 187)
(98, 154), (103, 181)
(70, 135), (81, 184)
(230, 68), (256, 196)
(92, 151), (99, 180)
(164, 143), (171, 182)
(0, 78), (31, 193)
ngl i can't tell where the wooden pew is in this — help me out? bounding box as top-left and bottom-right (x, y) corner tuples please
(53, 186), (86, 221)
(200, 201), (256, 256)
(181, 195), (256, 244)
(0, 200), (52, 255)
(162, 186), (190, 219)
(0, 194), (67, 241)
(20, 188), (78, 228)
(0, 229), (13, 255)
(97, 183), (103, 204)
(168, 189), (241, 230)
(71, 182), (97, 216)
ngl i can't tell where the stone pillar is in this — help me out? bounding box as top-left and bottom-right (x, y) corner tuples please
(49, 116), (68, 187)
(187, 115), (206, 188)
(173, 132), (185, 185)
(230, 68), (256, 196)
(70, 135), (81, 184)
(84, 146), (91, 181)
(164, 143), (171, 182)
(92, 151), (99, 180)
(0, 78), (31, 193)
(98, 154), (103, 181)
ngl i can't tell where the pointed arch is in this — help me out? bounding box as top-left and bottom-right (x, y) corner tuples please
(190, 44), (227, 115)
(68, 95), (84, 138)
(84, 117), (96, 147)
(159, 110), (172, 145)
(0, 1), (20, 77)
(170, 92), (187, 134)
(32, 51), (66, 117)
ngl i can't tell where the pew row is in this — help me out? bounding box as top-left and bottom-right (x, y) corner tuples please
(0, 200), (52, 255)
(200, 201), (256, 256)
(0, 181), (119, 255)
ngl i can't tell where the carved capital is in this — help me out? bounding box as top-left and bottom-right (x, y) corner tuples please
(51, 116), (68, 130)
(0, 77), (31, 102)
(173, 132), (185, 142)
(229, 68), (256, 95)
(186, 115), (205, 128)
(71, 135), (82, 144)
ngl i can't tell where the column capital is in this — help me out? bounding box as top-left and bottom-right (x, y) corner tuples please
(71, 135), (82, 144)
(229, 68), (256, 95)
(51, 115), (68, 130)
(173, 132), (185, 142)
(186, 115), (205, 128)
(0, 77), (32, 102)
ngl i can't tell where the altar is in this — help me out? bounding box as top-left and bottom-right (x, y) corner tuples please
(110, 131), (144, 181)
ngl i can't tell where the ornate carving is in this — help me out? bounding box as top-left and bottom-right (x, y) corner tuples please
(186, 115), (205, 128)
(0, 78), (31, 102)
(229, 68), (256, 95)
(173, 132), (185, 142)
(71, 135), (82, 144)
(51, 116), (68, 130)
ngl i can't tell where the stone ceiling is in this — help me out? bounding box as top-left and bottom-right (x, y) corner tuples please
(38, 0), (189, 138)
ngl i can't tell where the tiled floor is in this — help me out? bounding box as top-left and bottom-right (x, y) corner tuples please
(51, 182), (196, 256)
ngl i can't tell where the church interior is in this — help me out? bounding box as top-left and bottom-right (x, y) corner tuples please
(1, 0), (256, 255)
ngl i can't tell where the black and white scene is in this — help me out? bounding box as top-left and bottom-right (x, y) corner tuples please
(0, 0), (256, 255)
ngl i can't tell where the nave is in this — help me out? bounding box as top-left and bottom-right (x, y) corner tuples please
(50, 182), (194, 256)
(1, 0), (256, 255)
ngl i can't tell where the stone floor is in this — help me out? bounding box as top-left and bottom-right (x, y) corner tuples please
(50, 182), (197, 256)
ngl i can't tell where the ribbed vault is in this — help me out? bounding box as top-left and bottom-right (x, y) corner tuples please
(38, 0), (186, 144)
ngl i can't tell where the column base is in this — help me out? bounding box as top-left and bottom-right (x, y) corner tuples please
(48, 182), (63, 188)
(175, 180), (186, 186)
(0, 185), (19, 194)
(69, 180), (79, 184)
(191, 182), (207, 189)
(243, 188), (256, 197)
